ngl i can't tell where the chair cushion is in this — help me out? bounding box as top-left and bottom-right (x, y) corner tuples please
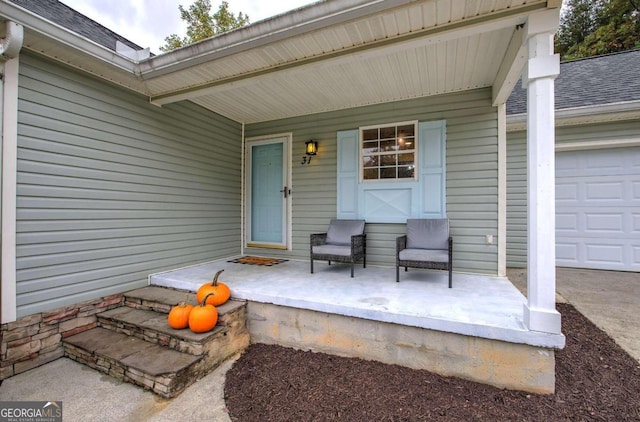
(325, 219), (365, 245)
(406, 219), (449, 250)
(312, 244), (352, 256)
(399, 248), (449, 262)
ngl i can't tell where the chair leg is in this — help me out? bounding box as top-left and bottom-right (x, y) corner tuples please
(448, 267), (452, 288)
(310, 258), (314, 274)
(350, 262), (354, 278)
(396, 265), (399, 282)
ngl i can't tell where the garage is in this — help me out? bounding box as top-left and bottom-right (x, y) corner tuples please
(555, 146), (640, 271)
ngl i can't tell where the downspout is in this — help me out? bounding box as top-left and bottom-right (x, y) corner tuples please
(1, 21), (24, 323)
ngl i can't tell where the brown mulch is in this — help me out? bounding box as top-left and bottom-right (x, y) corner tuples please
(224, 303), (640, 421)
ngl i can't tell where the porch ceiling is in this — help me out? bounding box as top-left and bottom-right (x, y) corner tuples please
(144, 0), (555, 124)
(5, 0), (561, 124)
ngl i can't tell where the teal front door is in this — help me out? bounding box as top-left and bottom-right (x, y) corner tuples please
(246, 136), (290, 249)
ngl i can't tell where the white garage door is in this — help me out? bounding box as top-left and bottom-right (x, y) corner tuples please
(556, 147), (640, 271)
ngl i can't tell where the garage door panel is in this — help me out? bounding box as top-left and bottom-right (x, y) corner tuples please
(585, 244), (624, 264)
(556, 213), (578, 232)
(585, 213), (624, 232)
(556, 243), (578, 263)
(556, 147), (639, 271)
(556, 182), (578, 200)
(586, 181), (624, 200)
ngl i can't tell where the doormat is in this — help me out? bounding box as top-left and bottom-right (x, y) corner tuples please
(227, 256), (289, 266)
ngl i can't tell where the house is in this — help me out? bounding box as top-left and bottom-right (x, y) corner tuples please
(1, 0), (565, 392)
(506, 49), (640, 273)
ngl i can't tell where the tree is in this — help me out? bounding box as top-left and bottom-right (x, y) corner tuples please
(160, 0), (250, 52)
(555, 0), (640, 60)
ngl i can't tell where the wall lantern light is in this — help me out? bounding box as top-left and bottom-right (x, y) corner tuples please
(305, 140), (318, 156)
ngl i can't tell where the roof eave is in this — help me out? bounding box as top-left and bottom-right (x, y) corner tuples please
(0, 0), (136, 72)
(136, 0), (415, 79)
(506, 100), (640, 132)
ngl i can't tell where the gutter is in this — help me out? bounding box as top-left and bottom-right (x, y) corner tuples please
(506, 100), (640, 131)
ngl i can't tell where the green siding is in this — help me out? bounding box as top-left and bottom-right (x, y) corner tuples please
(15, 53), (243, 316)
(246, 88), (500, 274)
(506, 120), (640, 268)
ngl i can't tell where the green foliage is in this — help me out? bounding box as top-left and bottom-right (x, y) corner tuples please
(555, 0), (640, 60)
(160, 0), (250, 52)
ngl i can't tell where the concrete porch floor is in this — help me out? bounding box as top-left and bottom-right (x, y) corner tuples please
(150, 257), (565, 349)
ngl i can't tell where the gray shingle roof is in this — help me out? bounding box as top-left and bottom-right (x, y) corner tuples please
(507, 49), (640, 115)
(9, 0), (146, 53)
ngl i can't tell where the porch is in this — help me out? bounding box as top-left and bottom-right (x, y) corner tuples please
(150, 257), (565, 393)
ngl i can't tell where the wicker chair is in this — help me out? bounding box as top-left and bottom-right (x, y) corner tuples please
(310, 219), (366, 277)
(396, 218), (453, 287)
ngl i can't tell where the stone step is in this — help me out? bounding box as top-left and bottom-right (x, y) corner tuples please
(64, 327), (203, 398)
(123, 285), (245, 326)
(63, 286), (251, 398)
(98, 306), (227, 355)
(123, 285), (205, 314)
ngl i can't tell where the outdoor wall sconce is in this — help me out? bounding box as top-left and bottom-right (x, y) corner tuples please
(305, 140), (318, 155)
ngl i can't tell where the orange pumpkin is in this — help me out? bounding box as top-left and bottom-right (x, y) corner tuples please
(188, 293), (219, 333)
(196, 269), (231, 306)
(167, 294), (193, 329)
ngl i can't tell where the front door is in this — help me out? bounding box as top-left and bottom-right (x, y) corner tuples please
(245, 135), (290, 249)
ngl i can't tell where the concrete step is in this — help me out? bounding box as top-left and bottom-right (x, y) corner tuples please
(64, 327), (203, 397)
(63, 286), (250, 398)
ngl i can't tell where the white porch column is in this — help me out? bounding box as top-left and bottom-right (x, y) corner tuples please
(523, 9), (561, 334)
(1, 21), (23, 323)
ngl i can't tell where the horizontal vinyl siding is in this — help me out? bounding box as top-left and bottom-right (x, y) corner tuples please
(246, 88), (499, 274)
(15, 53), (242, 316)
(506, 130), (527, 268)
(506, 120), (640, 268)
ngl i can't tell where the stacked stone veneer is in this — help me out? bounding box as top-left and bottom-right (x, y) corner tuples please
(0, 294), (123, 380)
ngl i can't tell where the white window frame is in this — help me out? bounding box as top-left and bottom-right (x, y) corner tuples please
(359, 120), (419, 183)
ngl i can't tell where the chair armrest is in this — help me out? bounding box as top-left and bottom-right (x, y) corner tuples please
(310, 233), (327, 246)
(396, 235), (407, 253)
(350, 233), (366, 251)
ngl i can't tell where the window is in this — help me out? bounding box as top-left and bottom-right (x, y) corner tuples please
(361, 122), (417, 181)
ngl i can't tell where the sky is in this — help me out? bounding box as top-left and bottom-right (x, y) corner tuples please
(60, 0), (316, 55)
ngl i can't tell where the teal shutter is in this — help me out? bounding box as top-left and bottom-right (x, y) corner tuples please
(336, 130), (359, 219)
(419, 120), (446, 218)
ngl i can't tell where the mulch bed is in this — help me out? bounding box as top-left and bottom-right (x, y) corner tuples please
(224, 303), (640, 421)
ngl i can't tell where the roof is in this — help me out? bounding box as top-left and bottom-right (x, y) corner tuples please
(2, 0), (561, 124)
(507, 49), (640, 115)
(8, 0), (145, 53)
